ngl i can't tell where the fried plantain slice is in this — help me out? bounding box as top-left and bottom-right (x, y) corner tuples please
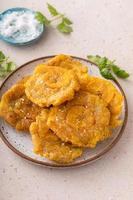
(44, 54), (89, 87)
(25, 66), (80, 107)
(30, 110), (83, 164)
(83, 77), (123, 128)
(0, 77), (42, 131)
(47, 91), (111, 148)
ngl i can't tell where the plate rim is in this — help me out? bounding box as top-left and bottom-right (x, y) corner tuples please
(0, 55), (128, 168)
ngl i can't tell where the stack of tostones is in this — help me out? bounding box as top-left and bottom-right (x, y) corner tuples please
(47, 91), (111, 148)
(25, 65), (80, 107)
(30, 110), (82, 163)
(83, 76), (123, 128)
(0, 76), (42, 131)
(45, 54), (89, 87)
(0, 54), (123, 164)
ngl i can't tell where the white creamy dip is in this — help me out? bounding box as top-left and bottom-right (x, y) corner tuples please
(0, 10), (43, 42)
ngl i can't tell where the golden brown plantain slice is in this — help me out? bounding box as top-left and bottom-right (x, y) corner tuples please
(25, 66), (80, 107)
(17, 76), (31, 85)
(47, 91), (111, 148)
(84, 77), (123, 128)
(44, 54), (89, 87)
(0, 77), (42, 131)
(30, 110), (83, 164)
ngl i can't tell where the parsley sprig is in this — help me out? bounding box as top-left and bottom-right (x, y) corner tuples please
(35, 3), (73, 34)
(0, 51), (16, 78)
(87, 55), (129, 80)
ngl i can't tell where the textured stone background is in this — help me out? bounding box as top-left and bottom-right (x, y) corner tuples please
(0, 0), (133, 199)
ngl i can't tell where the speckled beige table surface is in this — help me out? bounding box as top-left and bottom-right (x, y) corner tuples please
(0, 0), (133, 200)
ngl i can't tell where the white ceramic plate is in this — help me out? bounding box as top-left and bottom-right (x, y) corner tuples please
(0, 56), (128, 168)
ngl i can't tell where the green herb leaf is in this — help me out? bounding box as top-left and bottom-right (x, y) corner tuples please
(100, 68), (115, 80)
(87, 55), (113, 68)
(98, 57), (108, 70)
(6, 62), (16, 71)
(112, 65), (129, 79)
(35, 11), (50, 25)
(0, 51), (16, 78)
(87, 55), (102, 66)
(47, 3), (59, 16)
(87, 55), (129, 80)
(57, 22), (73, 33)
(0, 70), (8, 78)
(36, 3), (73, 34)
(63, 17), (73, 25)
(0, 51), (5, 61)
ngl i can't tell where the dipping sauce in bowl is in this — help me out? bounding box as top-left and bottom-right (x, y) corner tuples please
(0, 8), (44, 45)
